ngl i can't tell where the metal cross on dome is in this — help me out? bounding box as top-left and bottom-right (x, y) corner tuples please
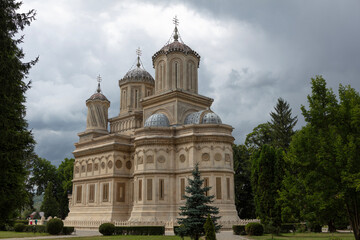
(173, 15), (179, 27)
(96, 74), (102, 93)
(97, 74), (102, 83)
(136, 47), (142, 67)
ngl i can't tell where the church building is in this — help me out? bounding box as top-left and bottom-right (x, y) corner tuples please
(65, 21), (240, 229)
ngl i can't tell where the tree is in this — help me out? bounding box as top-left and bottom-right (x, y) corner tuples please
(41, 182), (59, 218)
(57, 158), (74, 219)
(204, 214), (216, 240)
(280, 76), (360, 239)
(245, 123), (273, 150)
(233, 144), (255, 219)
(268, 98), (297, 151)
(0, 0), (37, 228)
(30, 157), (58, 195)
(178, 163), (220, 240)
(251, 145), (284, 229)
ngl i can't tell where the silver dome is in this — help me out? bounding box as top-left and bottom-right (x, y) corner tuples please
(144, 113), (170, 127)
(119, 67), (155, 86)
(184, 110), (204, 125)
(202, 112), (222, 124)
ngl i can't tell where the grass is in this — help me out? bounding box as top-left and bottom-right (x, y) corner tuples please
(42, 236), (189, 240)
(0, 230), (49, 238)
(248, 232), (354, 240)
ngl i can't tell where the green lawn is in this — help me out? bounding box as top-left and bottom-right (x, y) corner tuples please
(249, 232), (354, 240)
(42, 236), (189, 240)
(0, 231), (49, 238)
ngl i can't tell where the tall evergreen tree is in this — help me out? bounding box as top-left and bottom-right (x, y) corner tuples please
(41, 182), (59, 218)
(268, 98), (297, 151)
(178, 163), (220, 240)
(0, 0), (37, 228)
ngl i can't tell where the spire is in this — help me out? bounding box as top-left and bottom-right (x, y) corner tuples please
(173, 15), (179, 41)
(97, 74), (102, 93)
(136, 47), (142, 68)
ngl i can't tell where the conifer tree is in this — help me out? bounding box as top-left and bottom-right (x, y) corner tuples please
(41, 182), (59, 218)
(0, 0), (37, 228)
(178, 163), (220, 240)
(204, 214), (216, 240)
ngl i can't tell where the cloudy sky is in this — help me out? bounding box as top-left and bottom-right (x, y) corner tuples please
(20, 0), (360, 166)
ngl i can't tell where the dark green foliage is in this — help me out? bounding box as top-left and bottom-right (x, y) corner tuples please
(24, 225), (46, 233)
(13, 220), (28, 225)
(232, 225), (246, 235)
(46, 218), (63, 235)
(33, 212), (41, 219)
(268, 98), (298, 151)
(245, 123), (273, 150)
(177, 163), (221, 240)
(99, 223), (115, 236)
(114, 226), (165, 235)
(0, 0), (38, 229)
(62, 226), (75, 235)
(57, 158), (74, 219)
(30, 157), (58, 196)
(41, 182), (59, 218)
(251, 145), (284, 228)
(204, 214), (216, 240)
(245, 222), (264, 236)
(174, 225), (186, 239)
(233, 144), (255, 219)
(14, 223), (26, 232)
(280, 224), (296, 233)
(280, 76), (360, 240)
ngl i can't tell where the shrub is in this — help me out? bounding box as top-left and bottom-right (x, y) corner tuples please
(295, 223), (307, 233)
(23, 225), (46, 233)
(174, 225), (186, 239)
(62, 226), (75, 235)
(281, 223), (296, 233)
(245, 222), (264, 236)
(99, 223), (115, 236)
(232, 225), (246, 235)
(204, 215), (216, 240)
(46, 218), (64, 235)
(13, 220), (28, 225)
(114, 226), (165, 235)
(14, 223), (26, 232)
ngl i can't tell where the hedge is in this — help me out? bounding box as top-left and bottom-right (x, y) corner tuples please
(25, 225), (47, 233)
(114, 226), (165, 235)
(62, 226), (75, 235)
(13, 220), (28, 226)
(14, 223), (26, 232)
(232, 225), (246, 235)
(280, 224), (296, 233)
(245, 222), (264, 236)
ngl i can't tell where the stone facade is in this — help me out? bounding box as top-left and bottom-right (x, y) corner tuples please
(65, 26), (240, 229)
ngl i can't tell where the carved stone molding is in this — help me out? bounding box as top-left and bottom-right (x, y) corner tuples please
(137, 156), (143, 165)
(146, 155), (154, 163)
(215, 153), (222, 161)
(179, 154), (186, 163)
(108, 161), (113, 169)
(115, 160), (122, 169)
(126, 161), (132, 170)
(101, 162), (105, 169)
(157, 155), (165, 163)
(202, 153), (210, 161)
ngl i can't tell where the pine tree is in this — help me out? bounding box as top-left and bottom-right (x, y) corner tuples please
(268, 98), (298, 151)
(178, 163), (220, 240)
(41, 182), (59, 218)
(204, 214), (216, 240)
(0, 0), (37, 228)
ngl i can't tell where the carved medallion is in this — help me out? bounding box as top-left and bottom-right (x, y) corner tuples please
(202, 153), (210, 161)
(179, 154), (186, 163)
(225, 154), (231, 162)
(137, 156), (143, 165)
(215, 153), (222, 161)
(87, 163), (92, 172)
(75, 166), (79, 173)
(115, 160), (122, 169)
(146, 155), (154, 163)
(126, 161), (132, 170)
(101, 162), (105, 169)
(158, 155), (165, 163)
(94, 163), (98, 171)
(81, 165), (85, 172)
(108, 161), (113, 169)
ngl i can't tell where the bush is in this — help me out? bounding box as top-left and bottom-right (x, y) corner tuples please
(46, 218), (64, 235)
(174, 225), (186, 239)
(232, 225), (246, 235)
(99, 223), (115, 236)
(14, 223), (26, 232)
(245, 222), (264, 236)
(114, 226), (165, 235)
(204, 215), (216, 240)
(281, 223), (296, 233)
(295, 223), (307, 233)
(62, 226), (75, 235)
(13, 220), (28, 226)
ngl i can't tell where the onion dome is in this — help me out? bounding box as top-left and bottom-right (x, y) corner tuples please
(144, 113), (170, 127)
(184, 109), (222, 125)
(119, 50), (154, 86)
(87, 76), (109, 102)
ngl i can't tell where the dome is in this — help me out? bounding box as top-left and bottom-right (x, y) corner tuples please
(87, 92), (109, 102)
(184, 110), (222, 125)
(119, 67), (154, 86)
(144, 113), (170, 127)
(152, 41), (200, 65)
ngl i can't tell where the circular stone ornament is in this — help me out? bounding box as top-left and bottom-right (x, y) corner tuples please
(215, 153), (222, 161)
(126, 160), (132, 170)
(158, 155), (165, 163)
(179, 154), (186, 163)
(146, 155), (154, 163)
(115, 160), (122, 169)
(101, 162), (105, 169)
(108, 161), (113, 169)
(202, 153), (210, 161)
(75, 166), (79, 173)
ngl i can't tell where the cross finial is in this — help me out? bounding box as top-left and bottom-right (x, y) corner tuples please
(96, 74), (102, 93)
(173, 15), (179, 27)
(173, 16), (179, 41)
(136, 47), (142, 68)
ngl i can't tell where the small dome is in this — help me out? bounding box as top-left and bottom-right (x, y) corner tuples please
(184, 110), (222, 125)
(87, 92), (109, 102)
(119, 67), (154, 86)
(144, 113), (170, 127)
(202, 112), (222, 124)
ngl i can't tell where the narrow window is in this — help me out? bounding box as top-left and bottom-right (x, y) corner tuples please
(89, 184), (95, 203)
(131, 182), (134, 203)
(159, 179), (164, 200)
(117, 182), (125, 202)
(135, 90), (138, 108)
(76, 185), (82, 203)
(227, 178), (231, 200)
(138, 179), (142, 201)
(103, 183), (109, 202)
(181, 178), (185, 200)
(175, 62), (178, 88)
(204, 177), (209, 196)
(147, 179), (153, 201)
(216, 177), (222, 199)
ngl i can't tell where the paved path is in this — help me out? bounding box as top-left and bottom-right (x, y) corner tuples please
(2, 229), (248, 240)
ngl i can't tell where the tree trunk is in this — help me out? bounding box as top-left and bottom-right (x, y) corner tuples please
(346, 200), (360, 240)
(328, 220), (336, 233)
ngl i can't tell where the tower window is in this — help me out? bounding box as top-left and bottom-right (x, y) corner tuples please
(180, 178), (185, 200)
(138, 179), (142, 201)
(103, 183), (109, 202)
(89, 184), (95, 203)
(204, 177), (209, 196)
(135, 90), (138, 108)
(226, 178), (231, 200)
(147, 179), (153, 201)
(159, 179), (164, 200)
(76, 185), (82, 203)
(216, 177), (222, 200)
(175, 62), (178, 88)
